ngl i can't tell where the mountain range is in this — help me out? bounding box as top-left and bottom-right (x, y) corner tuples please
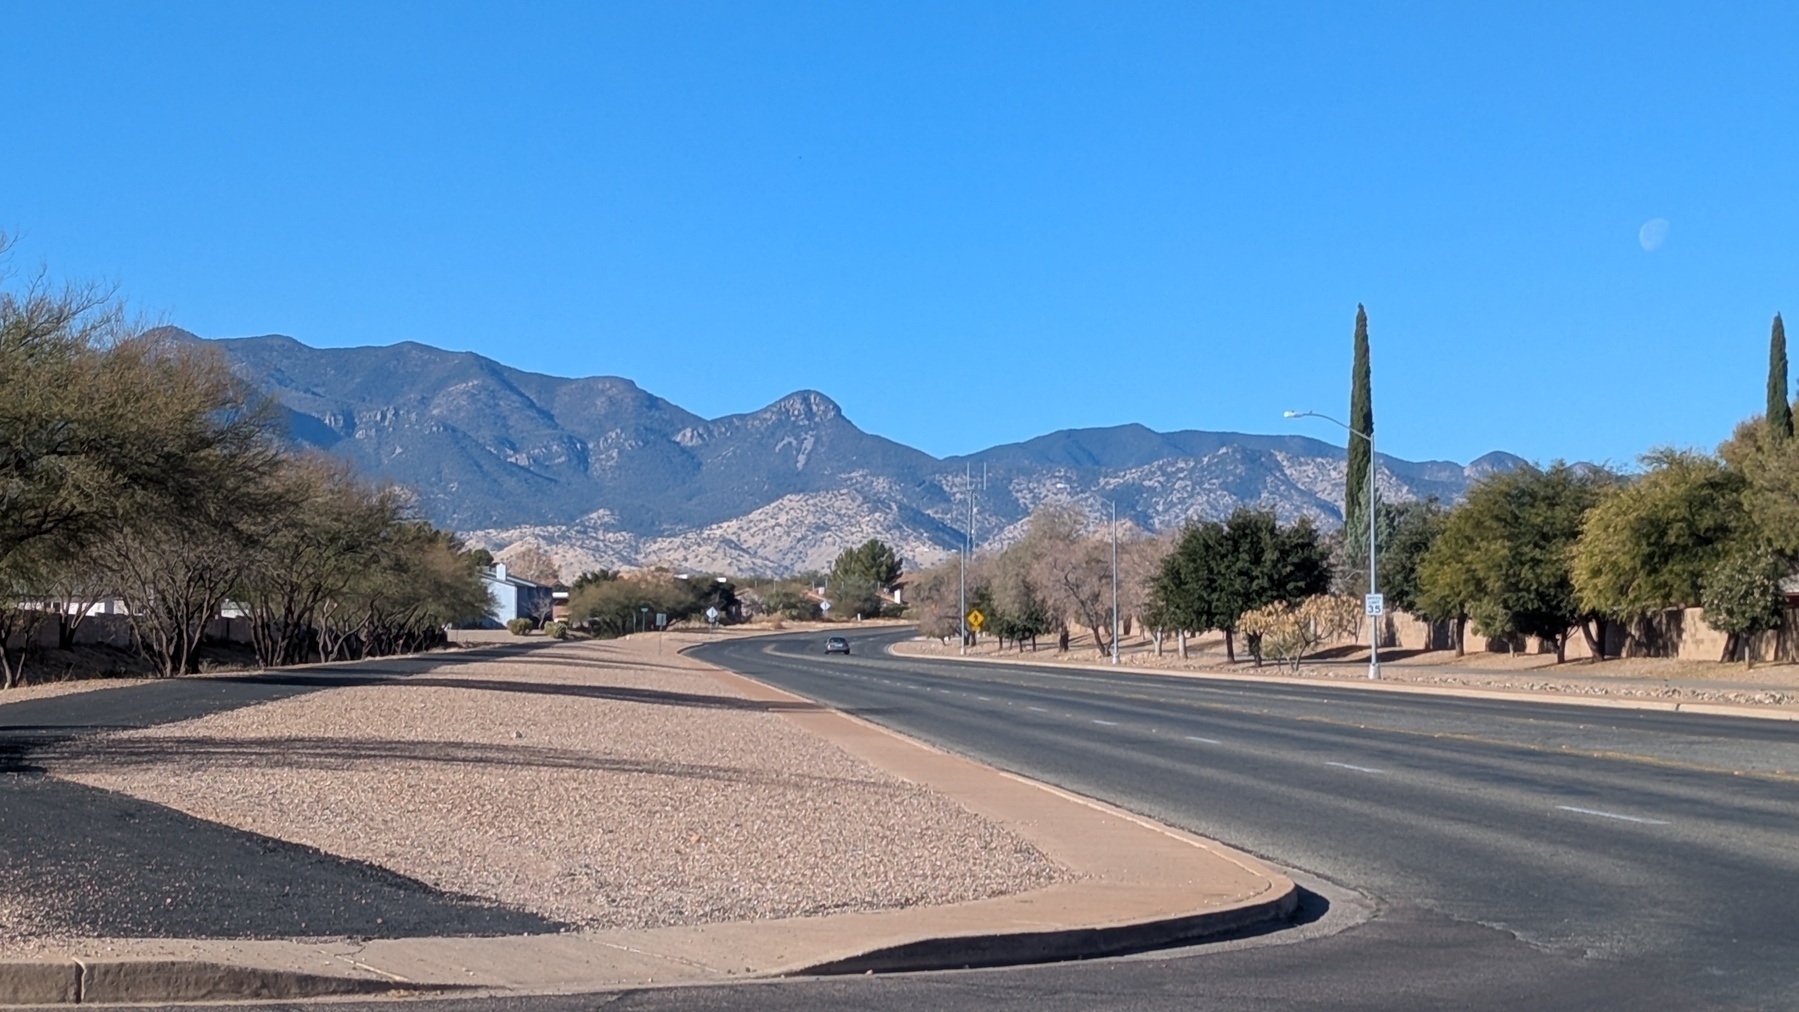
(188, 330), (1525, 578)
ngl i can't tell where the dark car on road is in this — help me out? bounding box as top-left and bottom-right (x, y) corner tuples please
(824, 636), (850, 655)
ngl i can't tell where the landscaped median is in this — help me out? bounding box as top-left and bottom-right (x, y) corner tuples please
(0, 629), (1295, 1002)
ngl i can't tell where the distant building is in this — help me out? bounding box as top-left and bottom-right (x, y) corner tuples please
(482, 563), (555, 627)
(888, 573), (916, 605)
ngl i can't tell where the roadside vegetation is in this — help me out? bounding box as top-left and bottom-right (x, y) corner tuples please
(912, 311), (1799, 670)
(0, 241), (491, 687)
(564, 568), (740, 636)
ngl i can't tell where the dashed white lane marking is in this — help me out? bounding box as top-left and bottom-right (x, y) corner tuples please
(1185, 736), (1221, 744)
(1556, 805), (1669, 825)
(977, 696), (992, 701)
(1092, 719), (1118, 726)
(1326, 761), (1385, 774)
(1028, 706), (1048, 712)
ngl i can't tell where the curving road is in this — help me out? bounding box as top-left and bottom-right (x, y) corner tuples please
(663, 627), (1797, 1011)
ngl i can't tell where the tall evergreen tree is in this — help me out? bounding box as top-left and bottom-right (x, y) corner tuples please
(1343, 305), (1375, 572)
(1768, 313), (1792, 441)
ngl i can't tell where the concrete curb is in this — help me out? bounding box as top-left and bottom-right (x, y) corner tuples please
(889, 641), (1799, 723)
(797, 889), (1299, 975)
(0, 958), (428, 1004)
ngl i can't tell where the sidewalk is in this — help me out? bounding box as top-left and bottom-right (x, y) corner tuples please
(0, 630), (1294, 1003)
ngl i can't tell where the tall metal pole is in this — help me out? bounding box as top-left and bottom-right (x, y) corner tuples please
(1366, 434), (1380, 680)
(959, 463), (969, 656)
(1284, 410), (1380, 679)
(1110, 498), (1120, 666)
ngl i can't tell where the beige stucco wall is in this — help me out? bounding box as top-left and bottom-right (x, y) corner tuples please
(1362, 606), (1797, 663)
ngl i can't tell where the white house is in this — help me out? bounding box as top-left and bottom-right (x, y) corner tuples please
(482, 563), (555, 627)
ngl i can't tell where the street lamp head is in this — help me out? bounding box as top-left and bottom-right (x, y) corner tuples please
(1282, 410), (1300, 418)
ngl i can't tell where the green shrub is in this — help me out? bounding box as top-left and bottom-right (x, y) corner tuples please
(506, 617), (535, 636)
(545, 621), (568, 639)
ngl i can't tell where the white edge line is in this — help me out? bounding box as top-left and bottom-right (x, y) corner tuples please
(1556, 805), (1669, 825)
(1325, 761), (1385, 774)
(1185, 736), (1221, 744)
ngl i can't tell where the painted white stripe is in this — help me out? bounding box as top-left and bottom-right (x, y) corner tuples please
(977, 696), (991, 701)
(1028, 706), (1048, 712)
(1556, 805), (1669, 825)
(1185, 736), (1221, 744)
(1092, 719), (1118, 726)
(1326, 761), (1385, 774)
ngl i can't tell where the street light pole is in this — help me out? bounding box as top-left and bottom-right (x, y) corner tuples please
(1284, 410), (1381, 680)
(1110, 498), (1120, 666)
(959, 463), (970, 656)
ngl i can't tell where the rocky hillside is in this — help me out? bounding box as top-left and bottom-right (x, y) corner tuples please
(195, 331), (1525, 578)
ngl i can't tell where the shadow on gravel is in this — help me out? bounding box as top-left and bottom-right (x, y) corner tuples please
(390, 678), (826, 713)
(0, 774), (563, 940)
(203, 673), (823, 713)
(31, 736), (896, 790)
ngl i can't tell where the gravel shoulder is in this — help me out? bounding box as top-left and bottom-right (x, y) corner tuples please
(34, 634), (1069, 939)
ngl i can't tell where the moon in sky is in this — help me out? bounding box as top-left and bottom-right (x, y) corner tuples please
(1639, 218), (1670, 252)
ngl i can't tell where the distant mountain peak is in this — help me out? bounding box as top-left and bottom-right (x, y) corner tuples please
(199, 331), (1521, 575)
(762, 390), (841, 423)
(1464, 451), (1529, 478)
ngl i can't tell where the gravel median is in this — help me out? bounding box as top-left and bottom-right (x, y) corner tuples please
(38, 638), (1069, 935)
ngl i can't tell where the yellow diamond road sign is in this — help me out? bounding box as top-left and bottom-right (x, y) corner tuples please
(966, 609), (985, 631)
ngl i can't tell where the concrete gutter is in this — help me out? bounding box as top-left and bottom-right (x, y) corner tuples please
(889, 641), (1799, 723)
(0, 649), (1296, 1003)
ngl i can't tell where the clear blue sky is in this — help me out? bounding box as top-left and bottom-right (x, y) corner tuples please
(5, 2), (1795, 467)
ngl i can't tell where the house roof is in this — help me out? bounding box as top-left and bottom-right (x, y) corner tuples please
(485, 563), (551, 591)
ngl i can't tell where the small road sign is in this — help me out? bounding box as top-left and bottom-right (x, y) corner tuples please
(656, 613), (668, 628)
(704, 607), (718, 624)
(820, 600), (832, 613)
(966, 608), (985, 632)
(1364, 594), (1385, 617)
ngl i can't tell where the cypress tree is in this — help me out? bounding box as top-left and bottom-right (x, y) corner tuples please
(1769, 313), (1792, 441)
(1344, 305), (1374, 569)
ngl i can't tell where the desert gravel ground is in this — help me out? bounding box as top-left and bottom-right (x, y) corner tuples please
(39, 636), (1069, 934)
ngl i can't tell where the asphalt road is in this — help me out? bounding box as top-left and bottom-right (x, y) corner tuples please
(17, 630), (1799, 1009)
(668, 628), (1796, 1011)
